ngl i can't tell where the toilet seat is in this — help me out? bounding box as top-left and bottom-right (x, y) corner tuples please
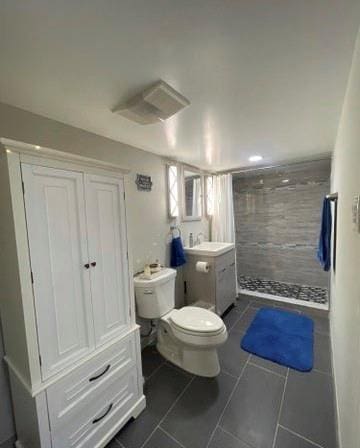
(163, 306), (227, 348)
(171, 323), (225, 337)
(169, 306), (225, 335)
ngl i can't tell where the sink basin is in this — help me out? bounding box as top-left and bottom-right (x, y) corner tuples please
(184, 242), (235, 257)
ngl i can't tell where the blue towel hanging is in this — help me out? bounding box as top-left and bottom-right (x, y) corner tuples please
(170, 236), (186, 268)
(317, 197), (332, 271)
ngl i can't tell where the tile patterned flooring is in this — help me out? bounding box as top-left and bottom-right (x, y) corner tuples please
(107, 295), (336, 448)
(239, 276), (328, 305)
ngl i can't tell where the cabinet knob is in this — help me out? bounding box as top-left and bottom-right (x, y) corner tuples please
(84, 263), (90, 269)
(91, 261), (97, 267)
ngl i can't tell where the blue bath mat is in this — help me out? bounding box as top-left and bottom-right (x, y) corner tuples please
(241, 308), (314, 372)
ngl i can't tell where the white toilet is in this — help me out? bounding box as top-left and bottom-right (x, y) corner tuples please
(134, 268), (227, 377)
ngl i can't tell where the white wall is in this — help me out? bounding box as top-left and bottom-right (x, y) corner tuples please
(0, 322), (14, 446)
(331, 29), (360, 448)
(0, 101), (209, 444)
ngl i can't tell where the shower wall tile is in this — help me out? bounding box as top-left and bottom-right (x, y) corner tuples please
(233, 159), (331, 288)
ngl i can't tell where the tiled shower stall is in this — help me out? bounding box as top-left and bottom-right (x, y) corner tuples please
(232, 159), (331, 308)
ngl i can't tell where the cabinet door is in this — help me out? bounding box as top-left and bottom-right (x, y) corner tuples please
(22, 164), (95, 380)
(216, 262), (237, 315)
(84, 174), (131, 346)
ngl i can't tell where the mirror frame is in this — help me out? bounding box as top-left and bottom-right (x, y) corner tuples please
(180, 165), (203, 222)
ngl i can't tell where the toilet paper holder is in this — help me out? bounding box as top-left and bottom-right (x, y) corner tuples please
(195, 261), (210, 273)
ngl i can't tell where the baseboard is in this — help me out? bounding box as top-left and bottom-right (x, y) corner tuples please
(239, 288), (329, 311)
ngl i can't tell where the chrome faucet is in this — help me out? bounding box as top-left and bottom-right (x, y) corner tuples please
(196, 232), (205, 245)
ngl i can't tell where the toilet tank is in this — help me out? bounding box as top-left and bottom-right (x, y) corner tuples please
(134, 268), (177, 319)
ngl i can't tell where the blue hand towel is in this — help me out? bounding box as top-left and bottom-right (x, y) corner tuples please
(170, 236), (186, 268)
(317, 197), (332, 271)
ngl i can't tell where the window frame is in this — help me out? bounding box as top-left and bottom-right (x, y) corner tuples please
(166, 163), (180, 219)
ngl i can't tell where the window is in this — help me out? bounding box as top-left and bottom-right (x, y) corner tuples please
(205, 175), (214, 216)
(182, 167), (202, 221)
(167, 164), (179, 218)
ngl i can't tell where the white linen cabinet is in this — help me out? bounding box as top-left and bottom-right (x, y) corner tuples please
(0, 139), (146, 448)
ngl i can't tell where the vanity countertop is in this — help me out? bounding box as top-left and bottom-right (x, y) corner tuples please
(184, 242), (235, 257)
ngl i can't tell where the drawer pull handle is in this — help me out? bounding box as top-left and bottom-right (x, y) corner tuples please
(91, 261), (97, 267)
(89, 364), (111, 382)
(230, 262), (235, 267)
(84, 263), (90, 269)
(143, 291), (153, 295)
(92, 403), (113, 424)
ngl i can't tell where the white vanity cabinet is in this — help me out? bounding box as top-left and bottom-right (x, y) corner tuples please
(0, 140), (145, 448)
(214, 251), (237, 314)
(184, 248), (237, 315)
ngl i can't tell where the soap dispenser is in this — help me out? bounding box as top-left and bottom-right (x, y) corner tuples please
(189, 233), (194, 248)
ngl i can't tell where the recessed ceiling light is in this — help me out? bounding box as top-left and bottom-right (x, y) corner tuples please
(282, 179), (290, 183)
(35, 145), (41, 149)
(249, 155), (263, 162)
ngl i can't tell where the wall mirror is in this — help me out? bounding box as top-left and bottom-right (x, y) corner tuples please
(182, 167), (203, 221)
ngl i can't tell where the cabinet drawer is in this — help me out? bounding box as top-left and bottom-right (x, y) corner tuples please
(215, 249), (235, 272)
(51, 366), (139, 448)
(47, 333), (137, 427)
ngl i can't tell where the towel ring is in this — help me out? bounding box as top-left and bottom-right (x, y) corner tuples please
(170, 226), (181, 238)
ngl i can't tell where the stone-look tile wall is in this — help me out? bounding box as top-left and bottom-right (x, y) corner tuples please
(233, 159), (331, 288)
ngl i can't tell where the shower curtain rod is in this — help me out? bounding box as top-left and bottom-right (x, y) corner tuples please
(219, 154), (331, 176)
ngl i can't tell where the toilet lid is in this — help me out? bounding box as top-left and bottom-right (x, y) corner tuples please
(170, 306), (224, 334)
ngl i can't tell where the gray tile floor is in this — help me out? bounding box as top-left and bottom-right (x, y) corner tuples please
(107, 295), (337, 448)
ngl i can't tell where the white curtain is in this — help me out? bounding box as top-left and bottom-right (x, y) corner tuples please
(211, 173), (239, 293)
(211, 174), (235, 243)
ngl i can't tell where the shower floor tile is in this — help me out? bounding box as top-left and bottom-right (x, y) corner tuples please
(239, 276), (328, 306)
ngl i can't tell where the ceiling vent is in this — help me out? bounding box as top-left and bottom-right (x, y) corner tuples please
(113, 80), (190, 125)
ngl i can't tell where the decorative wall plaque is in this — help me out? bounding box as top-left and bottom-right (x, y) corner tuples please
(135, 174), (153, 191)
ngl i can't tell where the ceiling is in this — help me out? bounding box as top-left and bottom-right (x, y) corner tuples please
(0, 1), (359, 171)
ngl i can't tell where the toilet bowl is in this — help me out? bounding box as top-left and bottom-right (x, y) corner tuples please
(157, 306), (227, 377)
(134, 268), (227, 377)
